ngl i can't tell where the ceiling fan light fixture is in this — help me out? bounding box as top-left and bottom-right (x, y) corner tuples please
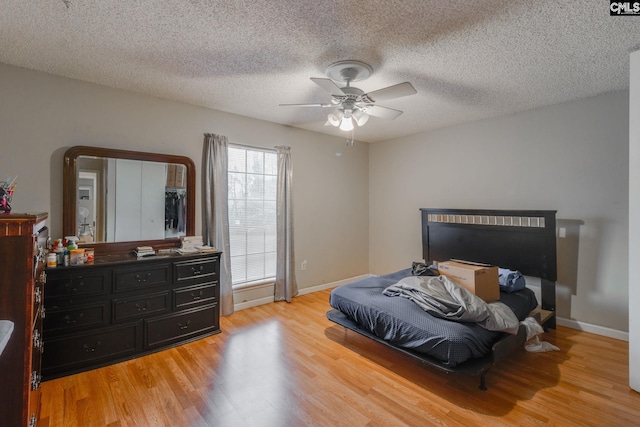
(280, 60), (416, 137)
(353, 109), (369, 126)
(327, 112), (341, 126)
(339, 116), (354, 131)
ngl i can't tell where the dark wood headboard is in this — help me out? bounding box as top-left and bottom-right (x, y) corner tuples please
(421, 208), (557, 281)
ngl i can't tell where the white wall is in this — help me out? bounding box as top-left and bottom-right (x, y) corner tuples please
(0, 63), (370, 293)
(0, 61), (633, 336)
(370, 91), (629, 332)
(629, 50), (639, 392)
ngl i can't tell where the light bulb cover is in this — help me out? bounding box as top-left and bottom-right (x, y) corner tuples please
(327, 112), (341, 127)
(353, 110), (369, 126)
(339, 117), (354, 131)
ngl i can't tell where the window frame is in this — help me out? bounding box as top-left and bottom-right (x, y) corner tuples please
(227, 143), (277, 288)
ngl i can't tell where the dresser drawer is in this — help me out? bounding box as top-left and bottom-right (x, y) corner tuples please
(174, 257), (218, 284)
(113, 291), (170, 322)
(44, 301), (109, 333)
(145, 304), (218, 349)
(46, 270), (110, 298)
(113, 263), (170, 292)
(173, 282), (218, 309)
(43, 322), (142, 377)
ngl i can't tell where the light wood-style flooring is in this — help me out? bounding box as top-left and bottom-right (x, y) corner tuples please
(40, 289), (640, 426)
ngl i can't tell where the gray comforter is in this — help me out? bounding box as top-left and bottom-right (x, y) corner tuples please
(383, 276), (520, 334)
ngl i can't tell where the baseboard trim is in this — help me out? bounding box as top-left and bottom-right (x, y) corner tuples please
(297, 274), (373, 296)
(233, 274), (373, 312)
(556, 316), (628, 342)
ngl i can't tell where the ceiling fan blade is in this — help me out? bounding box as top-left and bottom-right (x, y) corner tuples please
(364, 82), (417, 102)
(279, 103), (333, 108)
(310, 77), (345, 95)
(365, 105), (404, 120)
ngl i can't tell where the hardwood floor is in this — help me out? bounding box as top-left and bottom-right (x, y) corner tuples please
(40, 289), (640, 427)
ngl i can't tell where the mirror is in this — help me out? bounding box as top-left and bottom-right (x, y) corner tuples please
(64, 146), (195, 251)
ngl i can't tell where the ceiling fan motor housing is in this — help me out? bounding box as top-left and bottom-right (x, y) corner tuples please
(325, 60), (373, 84)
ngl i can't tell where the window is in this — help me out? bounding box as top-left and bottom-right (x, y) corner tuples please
(228, 145), (277, 286)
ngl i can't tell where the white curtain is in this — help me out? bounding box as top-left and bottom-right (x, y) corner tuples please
(274, 146), (298, 302)
(203, 134), (234, 316)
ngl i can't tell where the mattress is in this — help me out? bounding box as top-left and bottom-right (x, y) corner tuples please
(329, 269), (538, 367)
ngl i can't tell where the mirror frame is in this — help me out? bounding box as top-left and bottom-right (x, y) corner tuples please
(63, 145), (195, 254)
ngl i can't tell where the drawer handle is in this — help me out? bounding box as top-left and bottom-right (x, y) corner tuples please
(191, 290), (204, 301)
(67, 281), (86, 294)
(135, 272), (152, 283)
(191, 266), (204, 275)
(33, 329), (41, 349)
(134, 302), (149, 312)
(178, 320), (191, 330)
(83, 340), (102, 353)
(30, 371), (41, 391)
(64, 312), (84, 325)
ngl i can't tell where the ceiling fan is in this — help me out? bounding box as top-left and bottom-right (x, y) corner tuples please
(280, 60), (417, 131)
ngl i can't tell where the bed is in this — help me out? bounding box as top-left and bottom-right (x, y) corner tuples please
(327, 208), (557, 390)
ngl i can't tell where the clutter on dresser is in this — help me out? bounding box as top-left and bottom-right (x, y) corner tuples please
(0, 175), (17, 213)
(177, 235), (216, 254)
(157, 248), (177, 255)
(47, 236), (94, 267)
(47, 253), (57, 268)
(134, 246), (156, 257)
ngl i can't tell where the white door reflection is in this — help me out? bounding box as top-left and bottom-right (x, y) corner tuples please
(77, 171), (97, 242)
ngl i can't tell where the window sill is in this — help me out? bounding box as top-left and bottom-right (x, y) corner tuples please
(232, 277), (276, 291)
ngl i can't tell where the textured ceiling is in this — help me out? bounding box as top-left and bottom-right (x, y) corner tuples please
(1, 1), (640, 143)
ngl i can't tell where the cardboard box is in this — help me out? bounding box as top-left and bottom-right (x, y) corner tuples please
(437, 259), (500, 302)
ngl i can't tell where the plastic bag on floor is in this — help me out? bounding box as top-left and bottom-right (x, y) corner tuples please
(525, 336), (560, 352)
(521, 316), (544, 340)
(520, 316), (559, 352)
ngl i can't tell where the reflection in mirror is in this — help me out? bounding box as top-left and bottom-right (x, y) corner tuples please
(64, 146), (195, 249)
(75, 156), (187, 243)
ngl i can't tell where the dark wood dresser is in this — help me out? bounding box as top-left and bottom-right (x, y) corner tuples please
(0, 213), (49, 427)
(42, 250), (221, 379)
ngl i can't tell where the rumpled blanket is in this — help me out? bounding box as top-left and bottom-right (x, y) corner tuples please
(383, 275), (520, 334)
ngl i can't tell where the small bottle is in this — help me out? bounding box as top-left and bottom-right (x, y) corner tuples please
(55, 240), (65, 265)
(47, 253), (57, 268)
(67, 237), (77, 251)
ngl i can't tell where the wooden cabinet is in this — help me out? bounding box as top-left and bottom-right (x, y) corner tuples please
(42, 251), (221, 379)
(0, 213), (48, 427)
